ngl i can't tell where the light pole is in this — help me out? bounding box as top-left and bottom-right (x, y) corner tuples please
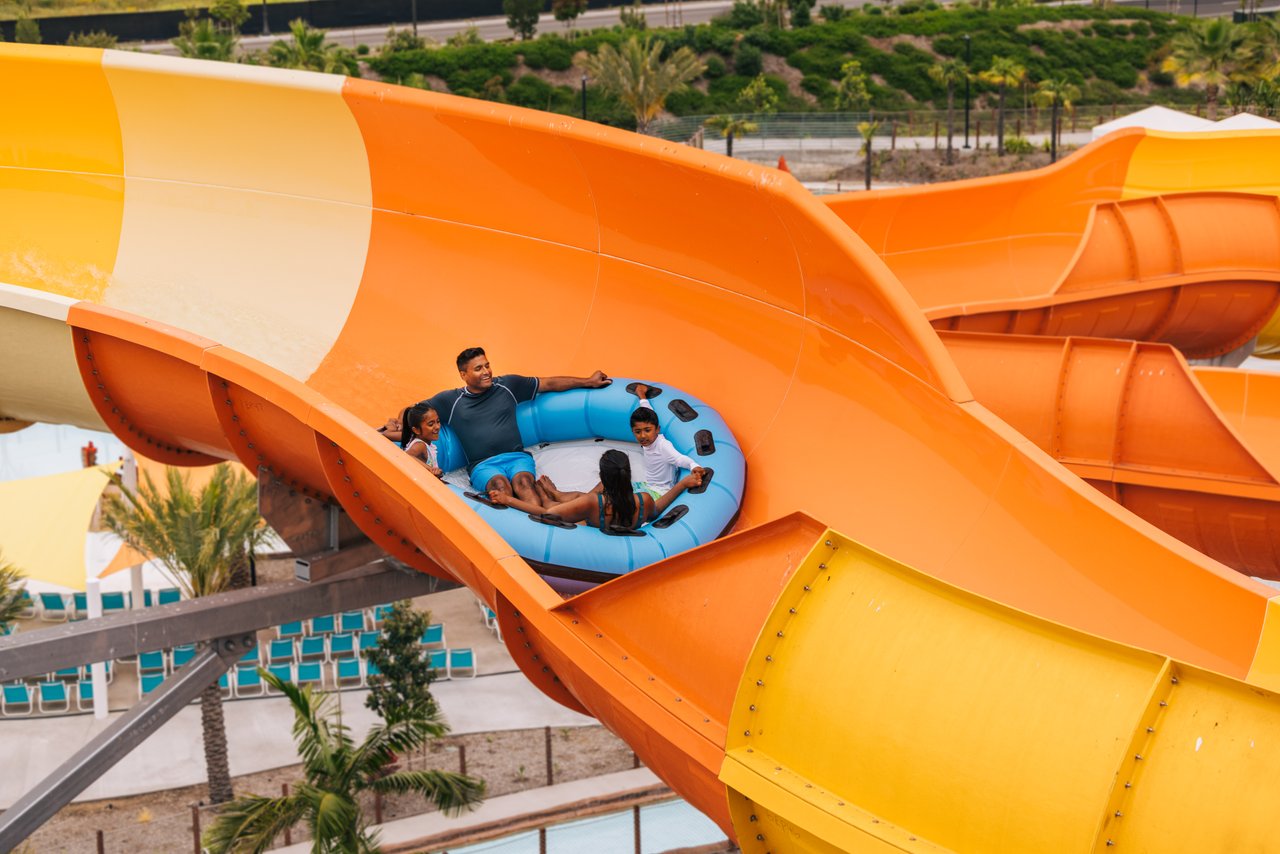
(411, 0), (418, 36)
(963, 34), (972, 149)
(261, 0), (269, 36)
(581, 75), (588, 120)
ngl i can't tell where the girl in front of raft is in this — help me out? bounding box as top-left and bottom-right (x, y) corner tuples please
(488, 449), (701, 531)
(399, 401), (444, 479)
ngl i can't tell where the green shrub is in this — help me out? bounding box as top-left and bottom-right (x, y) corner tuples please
(66, 30), (116, 48)
(791, 0), (813, 27)
(820, 4), (848, 21)
(727, 0), (766, 28)
(521, 34), (574, 70)
(734, 42), (763, 76)
(1004, 135), (1034, 154)
(704, 54), (728, 78)
(15, 15), (40, 44)
(356, 43), (370, 55)
(801, 72), (834, 101)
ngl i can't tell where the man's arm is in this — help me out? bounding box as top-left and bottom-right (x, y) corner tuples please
(539, 370), (611, 393)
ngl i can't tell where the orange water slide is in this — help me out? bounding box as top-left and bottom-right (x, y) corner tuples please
(940, 331), (1280, 577)
(825, 137), (1280, 360)
(11, 46), (1280, 848)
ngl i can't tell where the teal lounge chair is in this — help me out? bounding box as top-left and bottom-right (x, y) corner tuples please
(171, 645), (197, 670)
(448, 648), (477, 679)
(38, 592), (69, 622)
(298, 635), (327, 663)
(237, 647), (261, 669)
(138, 650), (167, 677)
(71, 592), (88, 621)
(419, 623), (445, 649)
(51, 666), (79, 682)
(157, 587), (181, 605)
(309, 614), (336, 635)
(267, 638), (296, 666)
(38, 681), (71, 712)
(358, 631), (380, 655)
(334, 658), (363, 688)
(234, 668), (264, 697)
(276, 620), (305, 640)
(2, 683), (33, 716)
(328, 633), (356, 661)
(339, 611), (366, 633)
(426, 648), (448, 679)
(18, 589), (35, 619)
(80, 661), (112, 683)
(296, 661), (324, 689)
(139, 673), (165, 698)
(370, 604), (395, 629)
(101, 591), (127, 615)
(76, 680), (95, 712)
(265, 664), (293, 693)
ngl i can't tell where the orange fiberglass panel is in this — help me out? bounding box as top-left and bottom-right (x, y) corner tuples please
(928, 192), (1280, 359)
(332, 77), (960, 403)
(824, 131), (1143, 309)
(1125, 129), (1280, 199)
(941, 332), (1280, 576)
(1195, 366), (1280, 476)
(0, 45), (124, 300)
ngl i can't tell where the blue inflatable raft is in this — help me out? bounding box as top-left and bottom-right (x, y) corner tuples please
(433, 379), (745, 583)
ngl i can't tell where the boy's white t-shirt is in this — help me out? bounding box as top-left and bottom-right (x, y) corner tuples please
(638, 400), (698, 492)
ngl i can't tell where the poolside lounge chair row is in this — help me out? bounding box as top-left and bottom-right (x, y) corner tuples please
(274, 604), (402, 641)
(31, 588), (182, 622)
(2, 680), (95, 715)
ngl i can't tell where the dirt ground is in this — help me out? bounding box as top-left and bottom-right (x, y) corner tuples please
(21, 724), (636, 853)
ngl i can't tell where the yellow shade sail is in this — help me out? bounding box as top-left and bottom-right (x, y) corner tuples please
(0, 461), (120, 591)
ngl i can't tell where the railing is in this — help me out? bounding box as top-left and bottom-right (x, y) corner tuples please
(652, 103), (1252, 149)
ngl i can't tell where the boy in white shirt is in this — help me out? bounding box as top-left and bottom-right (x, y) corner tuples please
(629, 384), (705, 499)
(533, 383), (706, 507)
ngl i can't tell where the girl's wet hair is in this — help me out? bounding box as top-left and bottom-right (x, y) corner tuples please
(399, 402), (438, 450)
(599, 449), (635, 528)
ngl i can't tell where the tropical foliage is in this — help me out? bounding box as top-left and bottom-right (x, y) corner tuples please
(928, 58), (968, 163)
(267, 19), (360, 75)
(203, 671), (484, 853)
(577, 35), (705, 133)
(1162, 18), (1255, 120)
(101, 463), (266, 804)
(978, 54), (1025, 155)
(364, 602), (441, 725)
(0, 554), (26, 633)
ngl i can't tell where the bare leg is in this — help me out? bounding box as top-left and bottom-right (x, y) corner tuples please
(538, 474), (595, 504)
(484, 474), (513, 498)
(511, 471), (543, 508)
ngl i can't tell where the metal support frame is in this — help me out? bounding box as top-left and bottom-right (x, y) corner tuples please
(0, 639), (248, 851)
(0, 562), (432, 849)
(0, 562), (431, 683)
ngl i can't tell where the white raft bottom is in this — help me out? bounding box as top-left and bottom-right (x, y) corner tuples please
(443, 439), (643, 497)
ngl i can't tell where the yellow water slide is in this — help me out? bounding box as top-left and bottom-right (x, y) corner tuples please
(7, 44), (1280, 850)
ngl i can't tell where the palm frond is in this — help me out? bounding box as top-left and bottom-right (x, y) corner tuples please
(202, 793), (310, 854)
(0, 555), (27, 630)
(365, 769), (486, 817)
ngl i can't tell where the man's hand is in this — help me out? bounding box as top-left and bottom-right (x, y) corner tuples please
(586, 370), (611, 388)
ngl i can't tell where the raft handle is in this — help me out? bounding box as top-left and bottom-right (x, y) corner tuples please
(529, 513), (578, 530)
(464, 491), (508, 510)
(688, 468), (714, 495)
(651, 505), (689, 529)
(668, 399), (698, 422)
(603, 524), (646, 538)
(626, 382), (663, 399)
(695, 429), (715, 456)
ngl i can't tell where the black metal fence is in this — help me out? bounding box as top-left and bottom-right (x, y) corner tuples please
(0, 0), (672, 45)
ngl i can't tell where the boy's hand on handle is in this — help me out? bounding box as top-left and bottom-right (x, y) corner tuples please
(587, 370), (611, 388)
(681, 471), (703, 489)
(692, 466), (707, 477)
(633, 383), (650, 400)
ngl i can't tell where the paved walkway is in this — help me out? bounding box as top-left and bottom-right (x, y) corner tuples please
(0, 588), (594, 808)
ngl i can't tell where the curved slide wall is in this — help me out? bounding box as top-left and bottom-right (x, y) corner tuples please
(8, 44), (1280, 848)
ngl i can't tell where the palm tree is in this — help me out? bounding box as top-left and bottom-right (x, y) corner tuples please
(704, 114), (759, 157)
(101, 464), (266, 805)
(1034, 75), (1081, 163)
(267, 19), (360, 76)
(577, 35), (705, 134)
(0, 554), (26, 633)
(978, 56), (1026, 156)
(172, 13), (237, 62)
(1162, 18), (1256, 121)
(203, 671), (484, 853)
(928, 58), (968, 165)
